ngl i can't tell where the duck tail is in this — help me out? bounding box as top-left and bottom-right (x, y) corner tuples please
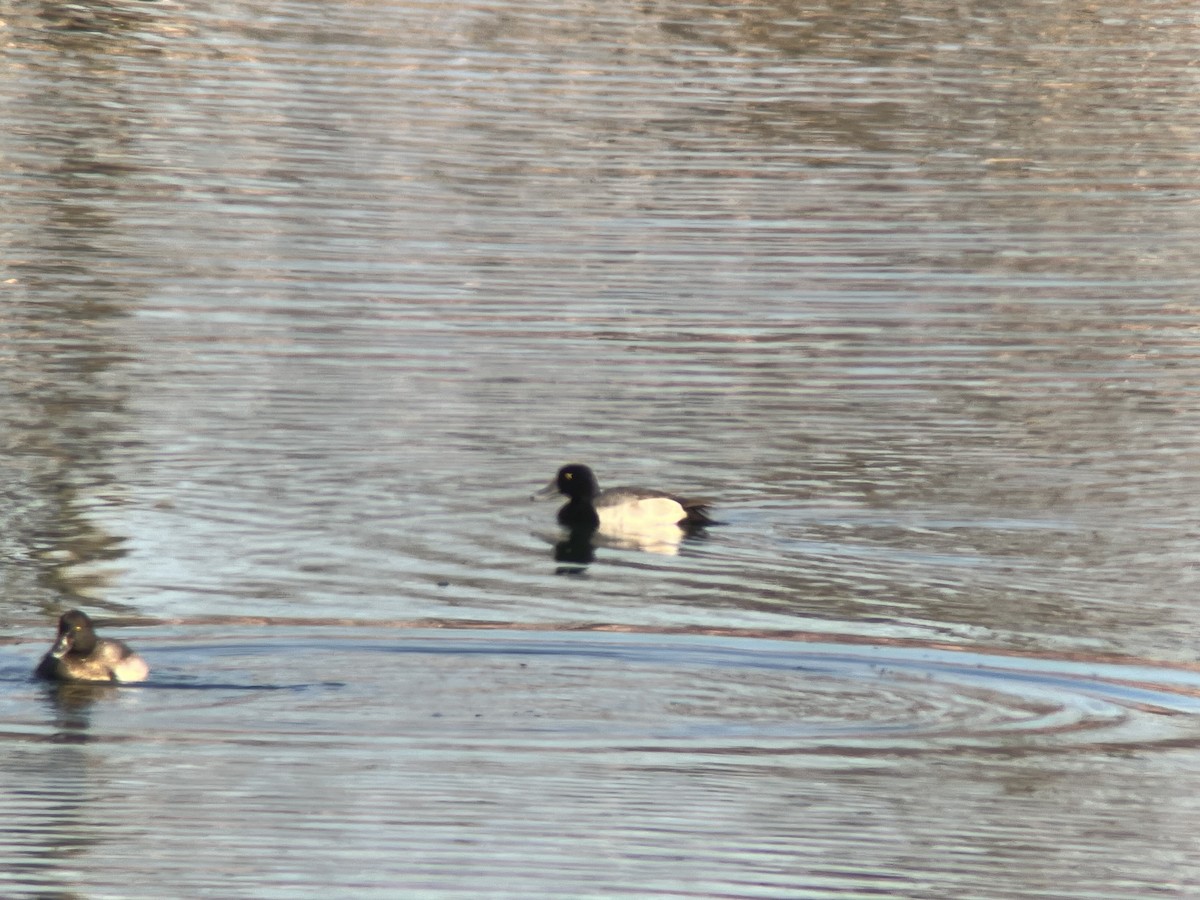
(682, 501), (717, 528)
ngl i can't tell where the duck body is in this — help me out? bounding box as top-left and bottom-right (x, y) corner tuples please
(35, 610), (149, 684)
(536, 464), (714, 533)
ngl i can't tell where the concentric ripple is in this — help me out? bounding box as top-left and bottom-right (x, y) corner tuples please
(5, 626), (1199, 756)
(352, 629), (1200, 755)
(4, 626), (1200, 899)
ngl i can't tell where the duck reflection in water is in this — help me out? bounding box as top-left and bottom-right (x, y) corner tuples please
(535, 463), (715, 561)
(553, 527), (597, 568)
(39, 682), (122, 744)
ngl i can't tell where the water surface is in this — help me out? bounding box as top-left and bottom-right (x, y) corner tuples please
(3, 0), (1200, 896)
(4, 625), (1200, 897)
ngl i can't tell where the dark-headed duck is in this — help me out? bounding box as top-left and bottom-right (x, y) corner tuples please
(534, 463), (714, 533)
(35, 610), (149, 684)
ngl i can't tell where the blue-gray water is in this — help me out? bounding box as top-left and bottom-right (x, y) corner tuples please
(3, 0), (1200, 896)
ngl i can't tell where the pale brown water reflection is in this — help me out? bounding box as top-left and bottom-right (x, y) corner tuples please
(3, 0), (1200, 895)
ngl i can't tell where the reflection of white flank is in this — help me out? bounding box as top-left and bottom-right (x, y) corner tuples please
(594, 519), (686, 556)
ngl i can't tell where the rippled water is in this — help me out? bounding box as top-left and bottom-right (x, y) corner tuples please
(3, 0), (1200, 896)
(4, 625), (1200, 897)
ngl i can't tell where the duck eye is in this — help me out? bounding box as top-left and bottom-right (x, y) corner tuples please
(564, 473), (572, 481)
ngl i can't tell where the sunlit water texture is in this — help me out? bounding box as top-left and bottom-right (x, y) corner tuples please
(3, 0), (1200, 896)
(3, 625), (1200, 897)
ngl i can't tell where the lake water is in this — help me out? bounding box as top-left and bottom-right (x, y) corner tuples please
(3, 0), (1200, 896)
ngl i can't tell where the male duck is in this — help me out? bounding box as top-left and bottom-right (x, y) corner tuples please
(534, 463), (714, 533)
(35, 609), (150, 684)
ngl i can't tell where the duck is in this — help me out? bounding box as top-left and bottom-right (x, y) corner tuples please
(534, 463), (714, 533)
(35, 609), (150, 684)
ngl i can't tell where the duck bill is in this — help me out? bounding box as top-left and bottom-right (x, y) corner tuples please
(531, 480), (559, 501)
(50, 633), (73, 659)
